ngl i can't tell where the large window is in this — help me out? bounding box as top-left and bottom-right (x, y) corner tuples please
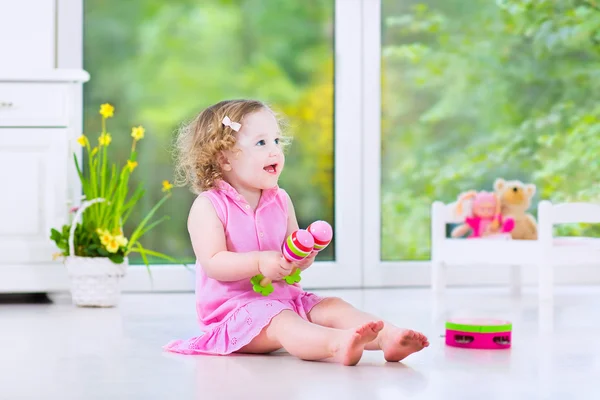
(381, 0), (600, 261)
(83, 0), (335, 265)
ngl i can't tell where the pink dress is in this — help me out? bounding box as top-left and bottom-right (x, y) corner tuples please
(465, 215), (514, 238)
(163, 180), (323, 355)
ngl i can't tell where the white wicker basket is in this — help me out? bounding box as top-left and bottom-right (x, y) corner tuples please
(64, 198), (127, 307)
(65, 256), (127, 307)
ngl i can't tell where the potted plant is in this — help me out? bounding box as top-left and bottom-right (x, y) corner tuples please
(50, 103), (178, 307)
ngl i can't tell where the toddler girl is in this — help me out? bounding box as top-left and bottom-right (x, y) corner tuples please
(164, 99), (429, 366)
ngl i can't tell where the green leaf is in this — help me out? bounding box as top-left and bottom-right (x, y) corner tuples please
(73, 153), (90, 197)
(127, 246), (181, 264)
(121, 184), (145, 225)
(136, 243), (150, 267)
(127, 193), (170, 248)
(50, 228), (63, 242)
(132, 216), (170, 242)
(100, 164), (119, 223)
(101, 143), (108, 198)
(87, 146), (99, 224)
(109, 253), (124, 264)
(132, 242), (153, 284)
(112, 165), (132, 229)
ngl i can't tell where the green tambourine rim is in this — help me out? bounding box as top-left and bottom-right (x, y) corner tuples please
(445, 320), (512, 333)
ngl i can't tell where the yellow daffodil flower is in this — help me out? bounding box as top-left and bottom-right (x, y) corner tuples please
(106, 237), (120, 253)
(115, 235), (128, 247)
(77, 135), (88, 147)
(98, 230), (112, 246)
(131, 126), (145, 141)
(99, 133), (112, 146)
(127, 160), (138, 171)
(99, 103), (114, 119)
(162, 180), (173, 192)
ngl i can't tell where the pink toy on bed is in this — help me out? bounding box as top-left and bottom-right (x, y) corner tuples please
(452, 190), (515, 238)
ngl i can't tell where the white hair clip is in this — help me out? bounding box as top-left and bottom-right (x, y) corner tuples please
(222, 116), (241, 132)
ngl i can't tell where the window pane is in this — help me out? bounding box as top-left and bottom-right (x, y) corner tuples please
(381, 0), (600, 260)
(84, 0), (335, 264)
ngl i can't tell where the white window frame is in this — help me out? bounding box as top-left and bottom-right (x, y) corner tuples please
(361, 0), (431, 287)
(62, 0), (365, 292)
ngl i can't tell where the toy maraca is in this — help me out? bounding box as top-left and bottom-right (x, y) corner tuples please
(251, 229), (314, 296)
(283, 229), (316, 262)
(307, 220), (333, 251)
(284, 220), (334, 285)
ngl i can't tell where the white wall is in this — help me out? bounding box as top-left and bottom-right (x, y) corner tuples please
(0, 0), (56, 70)
(0, 0), (82, 71)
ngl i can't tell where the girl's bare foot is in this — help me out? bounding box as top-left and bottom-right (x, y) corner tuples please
(379, 328), (429, 362)
(332, 321), (384, 366)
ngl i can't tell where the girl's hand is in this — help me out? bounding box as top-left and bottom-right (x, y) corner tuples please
(258, 251), (294, 281)
(294, 250), (318, 271)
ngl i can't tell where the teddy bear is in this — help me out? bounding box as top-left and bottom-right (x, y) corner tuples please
(493, 178), (538, 240)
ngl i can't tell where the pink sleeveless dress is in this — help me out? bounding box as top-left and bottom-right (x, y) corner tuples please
(163, 180), (323, 355)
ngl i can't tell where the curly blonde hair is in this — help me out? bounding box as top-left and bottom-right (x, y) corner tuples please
(173, 99), (290, 194)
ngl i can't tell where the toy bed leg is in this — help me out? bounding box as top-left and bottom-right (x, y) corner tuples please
(538, 260), (554, 303)
(509, 264), (521, 296)
(431, 260), (445, 293)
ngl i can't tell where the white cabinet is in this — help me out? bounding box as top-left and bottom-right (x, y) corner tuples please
(0, 73), (88, 293)
(0, 0), (88, 293)
(0, 83), (70, 126)
(0, 128), (68, 263)
(0, 0), (56, 70)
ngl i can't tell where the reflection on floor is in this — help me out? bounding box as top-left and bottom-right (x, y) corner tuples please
(2, 286), (599, 399)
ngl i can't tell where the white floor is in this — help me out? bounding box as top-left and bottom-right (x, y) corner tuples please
(2, 286), (600, 400)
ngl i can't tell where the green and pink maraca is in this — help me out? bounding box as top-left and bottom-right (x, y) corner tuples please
(251, 220), (333, 296)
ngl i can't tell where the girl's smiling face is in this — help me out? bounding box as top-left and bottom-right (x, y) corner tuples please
(220, 108), (285, 192)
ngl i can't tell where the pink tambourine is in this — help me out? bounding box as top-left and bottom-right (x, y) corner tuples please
(445, 318), (512, 349)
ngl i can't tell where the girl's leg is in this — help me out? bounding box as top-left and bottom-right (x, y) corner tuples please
(307, 297), (429, 362)
(238, 310), (383, 366)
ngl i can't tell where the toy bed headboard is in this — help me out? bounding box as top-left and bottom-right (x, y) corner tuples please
(539, 200), (600, 224)
(431, 201), (464, 224)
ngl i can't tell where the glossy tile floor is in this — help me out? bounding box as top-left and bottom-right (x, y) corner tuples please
(2, 286), (599, 399)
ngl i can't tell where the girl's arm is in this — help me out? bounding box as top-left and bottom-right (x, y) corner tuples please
(188, 196), (261, 281)
(285, 192), (300, 238)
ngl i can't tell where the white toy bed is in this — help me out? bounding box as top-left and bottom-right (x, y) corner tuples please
(430, 200), (600, 302)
